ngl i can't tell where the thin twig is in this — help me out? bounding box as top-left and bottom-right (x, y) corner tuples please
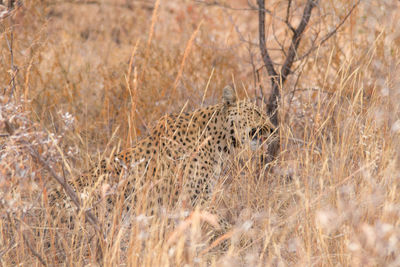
(297, 0), (361, 61)
(247, 40), (258, 99)
(5, 23), (17, 101)
(256, 67), (264, 102)
(196, 0), (297, 31)
(225, 9), (283, 54)
(286, 60), (307, 116)
(195, 0), (264, 12)
(26, 145), (101, 231)
(285, 0), (295, 33)
(23, 233), (48, 266)
(47, 0), (153, 9)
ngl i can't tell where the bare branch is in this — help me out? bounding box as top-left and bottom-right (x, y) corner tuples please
(195, 0), (258, 11)
(26, 145), (101, 232)
(271, 17), (287, 57)
(256, 67), (265, 103)
(280, 0), (317, 82)
(247, 40), (258, 93)
(258, 0), (317, 126)
(5, 24), (16, 101)
(297, 0), (361, 61)
(23, 233), (47, 266)
(47, 0), (152, 10)
(257, 0), (278, 80)
(197, 0), (297, 35)
(224, 11), (284, 59)
(285, 0), (295, 33)
(197, 0), (297, 29)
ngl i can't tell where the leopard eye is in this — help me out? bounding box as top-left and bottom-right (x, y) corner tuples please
(260, 126), (272, 135)
(249, 128), (259, 138)
(250, 127), (272, 139)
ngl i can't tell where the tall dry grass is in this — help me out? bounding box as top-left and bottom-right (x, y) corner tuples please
(1, 0), (400, 265)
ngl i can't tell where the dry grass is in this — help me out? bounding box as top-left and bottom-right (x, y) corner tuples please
(1, 0), (400, 266)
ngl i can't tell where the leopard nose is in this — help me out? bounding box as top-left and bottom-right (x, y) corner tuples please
(250, 138), (262, 151)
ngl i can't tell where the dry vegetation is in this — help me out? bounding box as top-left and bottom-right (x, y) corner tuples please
(1, 0), (400, 266)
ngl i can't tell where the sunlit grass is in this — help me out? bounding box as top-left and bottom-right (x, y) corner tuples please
(1, 0), (400, 265)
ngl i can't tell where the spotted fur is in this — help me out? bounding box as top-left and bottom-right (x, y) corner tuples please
(52, 86), (277, 220)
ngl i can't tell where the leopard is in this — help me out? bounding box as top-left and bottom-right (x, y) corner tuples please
(50, 85), (278, 229)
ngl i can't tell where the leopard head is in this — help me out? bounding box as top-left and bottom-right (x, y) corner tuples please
(222, 86), (278, 154)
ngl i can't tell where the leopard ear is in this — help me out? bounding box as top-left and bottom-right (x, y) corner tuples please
(222, 85), (236, 105)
